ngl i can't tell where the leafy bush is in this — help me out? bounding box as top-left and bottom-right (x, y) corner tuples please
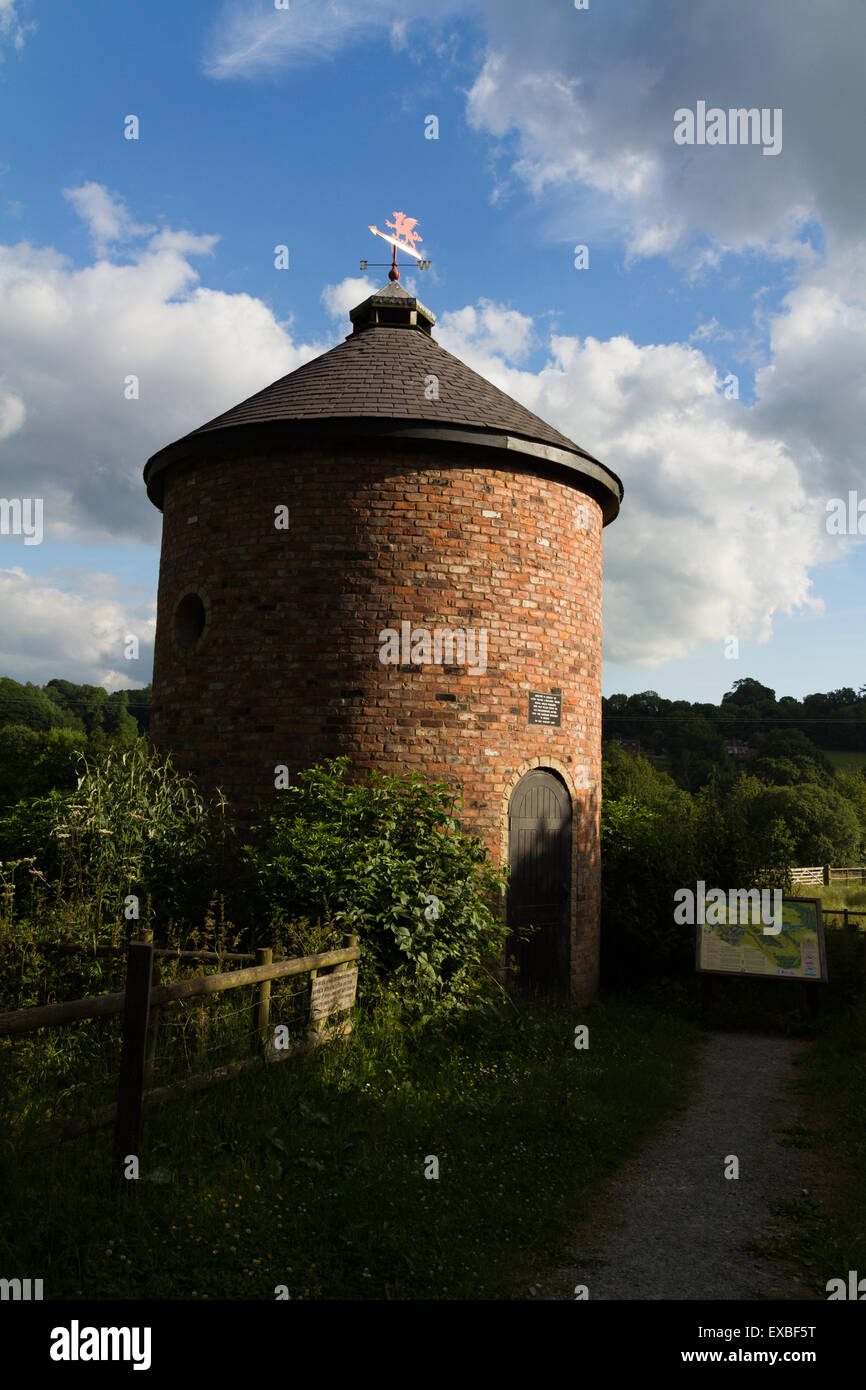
(243, 758), (508, 1013)
(0, 739), (240, 937)
(0, 724), (89, 809)
(601, 793), (698, 983)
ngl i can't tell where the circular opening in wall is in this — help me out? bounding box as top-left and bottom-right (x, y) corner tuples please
(174, 592), (206, 652)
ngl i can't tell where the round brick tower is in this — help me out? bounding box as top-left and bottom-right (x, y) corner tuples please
(143, 281), (622, 1004)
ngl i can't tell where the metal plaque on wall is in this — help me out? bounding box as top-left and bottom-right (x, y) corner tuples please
(528, 692), (562, 726)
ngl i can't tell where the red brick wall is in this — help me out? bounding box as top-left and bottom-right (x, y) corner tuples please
(150, 440), (603, 1004)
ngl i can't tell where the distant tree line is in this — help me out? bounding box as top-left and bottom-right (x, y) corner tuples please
(604, 677), (866, 792)
(0, 677), (151, 808)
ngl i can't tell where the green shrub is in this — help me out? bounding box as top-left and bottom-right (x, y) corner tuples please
(0, 739), (240, 938)
(243, 758), (508, 1013)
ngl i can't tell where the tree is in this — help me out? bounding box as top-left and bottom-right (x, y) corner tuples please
(834, 771), (866, 858)
(0, 678), (74, 732)
(666, 717), (726, 792)
(722, 678), (776, 708)
(44, 679), (108, 734)
(101, 691), (139, 743)
(753, 730), (834, 786)
(602, 741), (680, 807)
(747, 783), (861, 865)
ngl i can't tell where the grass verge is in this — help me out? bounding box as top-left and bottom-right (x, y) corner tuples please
(0, 990), (702, 1301)
(754, 931), (866, 1289)
(692, 920), (866, 1292)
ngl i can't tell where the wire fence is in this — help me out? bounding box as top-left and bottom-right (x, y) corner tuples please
(0, 935), (360, 1150)
(0, 1013), (124, 1133)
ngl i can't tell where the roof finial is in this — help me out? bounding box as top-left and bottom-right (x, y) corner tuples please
(366, 212), (427, 282)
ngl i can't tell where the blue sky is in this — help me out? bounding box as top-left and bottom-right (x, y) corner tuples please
(0, 0), (863, 705)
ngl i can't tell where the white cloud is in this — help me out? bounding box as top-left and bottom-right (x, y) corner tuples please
(203, 0), (866, 272)
(203, 0), (468, 79)
(0, 0), (33, 55)
(437, 299), (535, 364)
(321, 275), (376, 322)
(0, 568), (155, 689)
(750, 236), (866, 494)
(689, 319), (734, 345)
(63, 182), (157, 253)
(0, 185), (328, 545)
(465, 0), (866, 262)
(390, 19), (409, 53)
(437, 285), (863, 668)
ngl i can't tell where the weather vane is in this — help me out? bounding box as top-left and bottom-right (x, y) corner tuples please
(361, 211), (431, 280)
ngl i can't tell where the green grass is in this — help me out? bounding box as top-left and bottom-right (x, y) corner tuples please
(692, 920), (866, 1290)
(0, 991), (703, 1301)
(789, 881), (866, 919)
(752, 928), (866, 1288)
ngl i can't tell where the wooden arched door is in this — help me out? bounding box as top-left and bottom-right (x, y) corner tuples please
(507, 769), (572, 999)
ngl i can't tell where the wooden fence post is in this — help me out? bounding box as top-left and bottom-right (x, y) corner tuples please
(252, 947), (272, 1057)
(334, 933), (359, 971)
(115, 941), (153, 1173)
(823, 864), (830, 885)
(139, 926), (160, 1092)
(305, 957), (320, 1052)
(143, 958), (161, 1091)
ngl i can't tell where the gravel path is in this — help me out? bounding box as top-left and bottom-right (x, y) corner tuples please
(544, 1032), (819, 1300)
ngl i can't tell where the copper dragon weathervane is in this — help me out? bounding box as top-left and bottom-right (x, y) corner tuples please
(362, 211), (431, 280)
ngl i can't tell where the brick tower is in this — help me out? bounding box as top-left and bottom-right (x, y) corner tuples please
(143, 281), (622, 1004)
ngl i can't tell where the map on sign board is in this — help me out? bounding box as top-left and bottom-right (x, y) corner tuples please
(696, 897), (827, 981)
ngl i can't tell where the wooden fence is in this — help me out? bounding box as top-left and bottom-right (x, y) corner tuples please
(789, 865), (866, 886)
(0, 933), (360, 1159)
(822, 908), (866, 931)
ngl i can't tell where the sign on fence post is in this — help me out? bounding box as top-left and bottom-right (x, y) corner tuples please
(115, 941), (154, 1172)
(306, 936), (359, 1047)
(309, 968), (358, 1021)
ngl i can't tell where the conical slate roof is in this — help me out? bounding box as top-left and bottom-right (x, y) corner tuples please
(144, 281), (622, 521)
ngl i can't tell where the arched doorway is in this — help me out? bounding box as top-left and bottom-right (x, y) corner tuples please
(507, 769), (572, 999)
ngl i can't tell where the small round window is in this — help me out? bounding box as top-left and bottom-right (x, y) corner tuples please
(174, 592), (206, 652)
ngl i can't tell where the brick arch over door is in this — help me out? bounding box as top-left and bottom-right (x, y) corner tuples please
(505, 765), (574, 1000)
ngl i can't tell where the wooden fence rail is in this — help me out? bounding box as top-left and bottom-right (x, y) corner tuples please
(0, 934), (361, 1159)
(822, 908), (866, 930)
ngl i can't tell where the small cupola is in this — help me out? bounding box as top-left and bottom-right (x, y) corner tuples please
(348, 280), (436, 337)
